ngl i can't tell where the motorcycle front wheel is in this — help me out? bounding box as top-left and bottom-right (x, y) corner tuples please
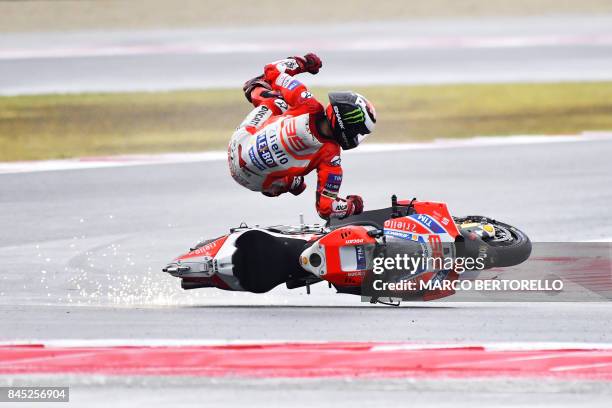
(455, 216), (532, 268)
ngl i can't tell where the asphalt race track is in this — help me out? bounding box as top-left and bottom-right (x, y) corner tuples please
(2, 137), (612, 313)
(2, 15), (612, 94)
(1, 136), (612, 407)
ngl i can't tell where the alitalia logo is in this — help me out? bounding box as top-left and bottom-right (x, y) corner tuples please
(344, 107), (365, 124)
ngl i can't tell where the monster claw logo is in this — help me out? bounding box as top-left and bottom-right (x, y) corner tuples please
(344, 107), (365, 124)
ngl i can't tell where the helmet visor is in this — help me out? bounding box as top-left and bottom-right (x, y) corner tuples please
(356, 133), (370, 145)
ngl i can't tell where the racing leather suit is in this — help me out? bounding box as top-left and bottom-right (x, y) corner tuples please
(228, 58), (357, 219)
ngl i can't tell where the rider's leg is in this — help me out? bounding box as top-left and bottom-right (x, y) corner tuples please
(251, 87), (288, 114)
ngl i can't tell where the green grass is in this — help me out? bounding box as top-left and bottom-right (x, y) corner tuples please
(1, 82), (612, 161)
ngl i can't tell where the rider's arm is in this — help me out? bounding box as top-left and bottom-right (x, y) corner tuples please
(263, 54), (322, 112)
(315, 146), (363, 219)
(264, 53), (321, 79)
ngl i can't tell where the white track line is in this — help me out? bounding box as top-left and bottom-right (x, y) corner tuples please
(1, 132), (611, 175)
(2, 34), (612, 61)
(371, 342), (612, 352)
(0, 151), (226, 175)
(584, 237), (612, 242)
(2, 339), (612, 351)
(551, 362), (612, 372)
(0, 339), (303, 348)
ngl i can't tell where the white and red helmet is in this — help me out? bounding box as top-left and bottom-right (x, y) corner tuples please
(326, 91), (376, 150)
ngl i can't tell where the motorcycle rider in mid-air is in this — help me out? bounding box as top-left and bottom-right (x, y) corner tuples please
(228, 52), (377, 219)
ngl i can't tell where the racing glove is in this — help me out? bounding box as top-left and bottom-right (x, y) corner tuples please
(289, 176), (307, 196)
(344, 195), (364, 218)
(288, 52), (323, 75)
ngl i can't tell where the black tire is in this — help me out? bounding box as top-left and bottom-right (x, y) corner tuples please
(455, 216), (531, 268)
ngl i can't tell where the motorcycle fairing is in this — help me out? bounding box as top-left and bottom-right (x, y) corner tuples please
(177, 235), (228, 261)
(401, 200), (460, 238)
(164, 235), (229, 279)
(330, 201), (459, 239)
(169, 228), (321, 293)
(301, 225), (379, 287)
(165, 234), (242, 290)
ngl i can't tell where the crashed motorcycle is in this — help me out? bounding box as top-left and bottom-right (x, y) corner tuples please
(163, 196), (531, 304)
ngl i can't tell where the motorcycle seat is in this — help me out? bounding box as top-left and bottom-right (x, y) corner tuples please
(329, 207), (394, 230)
(232, 229), (311, 293)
